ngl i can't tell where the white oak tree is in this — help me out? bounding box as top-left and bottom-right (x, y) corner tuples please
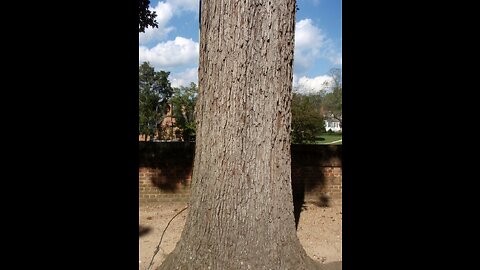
(159, 1), (327, 269)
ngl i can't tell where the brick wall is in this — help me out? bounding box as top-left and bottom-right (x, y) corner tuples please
(139, 142), (342, 206)
(139, 142), (194, 203)
(291, 145), (342, 206)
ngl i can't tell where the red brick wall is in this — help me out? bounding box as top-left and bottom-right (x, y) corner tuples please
(291, 144), (342, 206)
(139, 143), (342, 206)
(139, 142), (194, 202)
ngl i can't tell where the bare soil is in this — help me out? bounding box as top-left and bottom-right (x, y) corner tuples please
(139, 202), (342, 270)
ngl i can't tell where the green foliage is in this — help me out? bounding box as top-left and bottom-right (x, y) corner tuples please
(291, 92), (325, 144)
(323, 68), (342, 127)
(170, 83), (198, 141)
(139, 62), (173, 141)
(139, 0), (158, 32)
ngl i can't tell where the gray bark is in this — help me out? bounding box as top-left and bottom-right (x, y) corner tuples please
(159, 0), (321, 269)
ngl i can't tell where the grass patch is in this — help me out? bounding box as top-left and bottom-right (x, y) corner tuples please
(315, 134), (342, 145)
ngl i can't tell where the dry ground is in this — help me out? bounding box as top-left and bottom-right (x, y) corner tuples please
(139, 202), (342, 269)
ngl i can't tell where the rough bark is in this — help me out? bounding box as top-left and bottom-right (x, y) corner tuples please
(159, 0), (320, 269)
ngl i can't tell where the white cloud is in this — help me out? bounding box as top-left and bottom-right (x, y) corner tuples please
(294, 19), (325, 73)
(139, 0), (199, 45)
(170, 68), (198, 88)
(293, 74), (299, 88)
(139, 2), (175, 45)
(294, 19), (342, 73)
(295, 19), (325, 52)
(322, 39), (342, 65)
(139, 37), (199, 69)
(293, 74), (333, 94)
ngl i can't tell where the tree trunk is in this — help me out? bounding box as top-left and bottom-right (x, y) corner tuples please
(159, 0), (320, 269)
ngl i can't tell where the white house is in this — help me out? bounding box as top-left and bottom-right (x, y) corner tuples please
(325, 118), (342, 132)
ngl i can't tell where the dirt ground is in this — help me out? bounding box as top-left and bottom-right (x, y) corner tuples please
(139, 202), (342, 270)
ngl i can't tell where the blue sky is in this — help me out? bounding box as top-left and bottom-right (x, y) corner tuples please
(139, 0), (342, 93)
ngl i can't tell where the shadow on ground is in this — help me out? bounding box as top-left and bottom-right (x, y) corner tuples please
(139, 225), (152, 237)
(292, 145), (342, 229)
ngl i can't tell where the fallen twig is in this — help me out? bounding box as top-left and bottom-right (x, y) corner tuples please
(146, 205), (189, 270)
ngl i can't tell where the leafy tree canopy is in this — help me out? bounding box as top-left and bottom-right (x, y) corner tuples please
(323, 68), (342, 126)
(171, 82), (198, 141)
(291, 92), (325, 143)
(139, 62), (173, 140)
(139, 0), (158, 32)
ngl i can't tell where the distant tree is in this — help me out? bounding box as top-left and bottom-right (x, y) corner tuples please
(171, 82), (198, 142)
(139, 0), (158, 32)
(139, 62), (173, 141)
(323, 68), (342, 127)
(291, 92), (325, 143)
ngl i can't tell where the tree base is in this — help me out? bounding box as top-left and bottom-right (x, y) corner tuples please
(158, 244), (337, 270)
